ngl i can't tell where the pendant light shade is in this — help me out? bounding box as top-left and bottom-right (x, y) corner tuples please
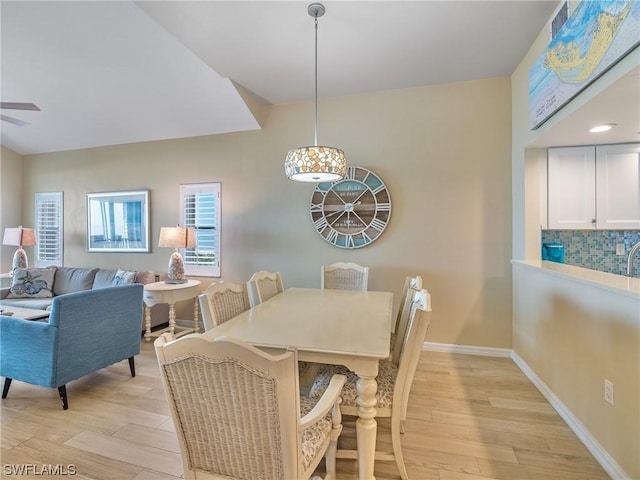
(285, 146), (346, 182)
(285, 3), (346, 182)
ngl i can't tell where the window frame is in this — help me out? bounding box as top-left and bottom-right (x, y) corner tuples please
(180, 182), (221, 277)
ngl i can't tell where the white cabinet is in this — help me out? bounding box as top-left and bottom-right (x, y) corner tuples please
(548, 146), (596, 229)
(548, 143), (640, 230)
(595, 144), (640, 229)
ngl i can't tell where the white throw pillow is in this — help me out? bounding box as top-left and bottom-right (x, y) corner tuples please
(7, 267), (55, 298)
(112, 269), (137, 286)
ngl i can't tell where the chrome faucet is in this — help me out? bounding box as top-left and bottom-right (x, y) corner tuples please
(626, 241), (640, 277)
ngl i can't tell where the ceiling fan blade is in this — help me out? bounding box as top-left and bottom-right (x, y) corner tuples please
(0, 102), (40, 111)
(0, 114), (31, 127)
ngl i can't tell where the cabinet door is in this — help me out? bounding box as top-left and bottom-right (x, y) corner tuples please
(548, 146), (596, 229)
(596, 143), (640, 229)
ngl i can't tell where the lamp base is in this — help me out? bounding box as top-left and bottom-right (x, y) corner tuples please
(12, 248), (28, 272)
(166, 250), (187, 284)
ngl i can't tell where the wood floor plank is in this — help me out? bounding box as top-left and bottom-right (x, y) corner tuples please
(1, 407), (85, 446)
(523, 463), (611, 480)
(439, 469), (501, 480)
(64, 430), (183, 477)
(514, 447), (610, 478)
(475, 457), (535, 480)
(488, 397), (557, 415)
(112, 423), (180, 453)
(397, 446), (483, 476)
(399, 431), (519, 464)
(430, 409), (578, 440)
(63, 395), (170, 429)
(132, 470), (182, 480)
(410, 394), (565, 427)
(155, 417), (176, 433)
(6, 436), (143, 480)
(544, 434), (602, 456)
(404, 417), (552, 453)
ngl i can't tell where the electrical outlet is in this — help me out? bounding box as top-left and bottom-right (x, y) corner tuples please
(604, 379), (614, 406)
(615, 243), (625, 256)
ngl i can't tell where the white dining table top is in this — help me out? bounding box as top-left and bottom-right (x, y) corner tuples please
(204, 287), (394, 359)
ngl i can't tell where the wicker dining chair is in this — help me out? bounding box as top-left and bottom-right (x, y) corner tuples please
(154, 333), (347, 480)
(321, 262), (369, 291)
(308, 288), (432, 480)
(198, 281), (251, 331)
(390, 275), (422, 362)
(247, 270), (284, 307)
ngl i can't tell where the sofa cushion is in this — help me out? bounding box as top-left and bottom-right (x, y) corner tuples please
(0, 296), (54, 310)
(53, 267), (99, 296)
(112, 269), (137, 286)
(7, 268), (56, 299)
(92, 269), (118, 289)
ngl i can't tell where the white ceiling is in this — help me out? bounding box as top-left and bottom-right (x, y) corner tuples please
(2, 1), (636, 156)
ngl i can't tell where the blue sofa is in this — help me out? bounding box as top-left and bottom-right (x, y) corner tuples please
(0, 284), (143, 409)
(0, 266), (167, 331)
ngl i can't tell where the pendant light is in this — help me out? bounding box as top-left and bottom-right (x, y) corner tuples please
(284, 3), (347, 182)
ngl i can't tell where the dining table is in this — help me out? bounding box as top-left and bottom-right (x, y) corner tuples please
(204, 287), (393, 480)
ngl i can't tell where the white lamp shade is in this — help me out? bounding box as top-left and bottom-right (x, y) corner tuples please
(285, 146), (347, 182)
(158, 227), (196, 249)
(3, 227), (36, 247)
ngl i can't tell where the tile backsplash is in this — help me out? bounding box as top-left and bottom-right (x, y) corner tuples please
(541, 230), (640, 277)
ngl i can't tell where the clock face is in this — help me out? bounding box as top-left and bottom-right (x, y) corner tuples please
(310, 166), (391, 248)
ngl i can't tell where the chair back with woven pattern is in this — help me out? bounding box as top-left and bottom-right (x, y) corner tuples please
(394, 289), (432, 423)
(247, 270), (284, 307)
(321, 262), (369, 291)
(391, 275), (422, 365)
(198, 282), (251, 331)
(155, 333), (301, 480)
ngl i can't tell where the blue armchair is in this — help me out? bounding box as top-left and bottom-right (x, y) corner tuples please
(1, 284), (143, 409)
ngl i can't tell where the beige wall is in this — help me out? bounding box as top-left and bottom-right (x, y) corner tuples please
(11, 77), (513, 348)
(511, 21), (640, 479)
(1, 145), (24, 272)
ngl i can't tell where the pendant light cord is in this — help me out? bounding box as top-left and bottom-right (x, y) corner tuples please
(313, 16), (319, 147)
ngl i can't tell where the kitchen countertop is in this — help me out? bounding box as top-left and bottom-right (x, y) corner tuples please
(512, 260), (640, 299)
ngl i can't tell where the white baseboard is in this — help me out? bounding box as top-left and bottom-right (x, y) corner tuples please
(422, 341), (511, 357)
(511, 352), (628, 480)
(422, 342), (628, 479)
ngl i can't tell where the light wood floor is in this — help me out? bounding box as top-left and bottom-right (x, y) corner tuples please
(1, 340), (610, 480)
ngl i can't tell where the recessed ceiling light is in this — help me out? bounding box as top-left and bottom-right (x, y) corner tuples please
(589, 123), (616, 133)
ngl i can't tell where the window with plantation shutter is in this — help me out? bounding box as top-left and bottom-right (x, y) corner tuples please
(180, 183), (220, 277)
(34, 192), (63, 267)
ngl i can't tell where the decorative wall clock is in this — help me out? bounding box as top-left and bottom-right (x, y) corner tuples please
(310, 166), (391, 248)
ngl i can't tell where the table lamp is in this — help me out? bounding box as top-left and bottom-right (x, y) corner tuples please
(158, 226), (196, 284)
(3, 226), (37, 273)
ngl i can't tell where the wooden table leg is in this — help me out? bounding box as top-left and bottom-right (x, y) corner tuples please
(356, 373), (378, 480)
(193, 298), (199, 333)
(144, 305), (152, 342)
(168, 302), (176, 337)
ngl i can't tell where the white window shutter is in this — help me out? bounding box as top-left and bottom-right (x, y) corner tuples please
(34, 192), (63, 267)
(180, 183), (221, 277)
